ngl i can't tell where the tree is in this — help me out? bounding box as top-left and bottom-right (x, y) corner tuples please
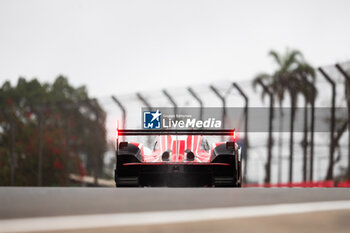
(252, 78), (274, 184)
(0, 76), (106, 186)
(299, 75), (317, 181)
(253, 48), (315, 183)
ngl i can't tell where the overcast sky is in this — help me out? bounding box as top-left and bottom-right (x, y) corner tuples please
(0, 0), (349, 97)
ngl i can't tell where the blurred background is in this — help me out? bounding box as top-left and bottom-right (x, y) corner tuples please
(1, 0), (350, 187)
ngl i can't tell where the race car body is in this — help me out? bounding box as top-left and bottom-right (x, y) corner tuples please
(115, 129), (242, 187)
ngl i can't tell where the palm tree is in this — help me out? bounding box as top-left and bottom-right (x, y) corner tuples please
(299, 74), (317, 182)
(253, 48), (315, 183)
(253, 78), (274, 184)
(254, 53), (288, 184)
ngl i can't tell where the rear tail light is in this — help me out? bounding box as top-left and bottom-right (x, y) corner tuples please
(232, 130), (236, 141)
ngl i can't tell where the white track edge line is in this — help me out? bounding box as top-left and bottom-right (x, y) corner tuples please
(1, 200), (350, 233)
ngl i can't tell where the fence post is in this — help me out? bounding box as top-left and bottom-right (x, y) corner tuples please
(233, 82), (249, 183)
(112, 96), (127, 141)
(335, 64), (350, 179)
(187, 87), (204, 120)
(136, 93), (153, 111)
(162, 90), (178, 120)
(209, 85), (226, 140)
(318, 68), (336, 180)
(256, 79), (274, 184)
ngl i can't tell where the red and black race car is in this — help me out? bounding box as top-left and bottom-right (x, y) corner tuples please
(115, 129), (242, 187)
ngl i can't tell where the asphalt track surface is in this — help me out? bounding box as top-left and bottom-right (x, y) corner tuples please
(0, 187), (350, 232)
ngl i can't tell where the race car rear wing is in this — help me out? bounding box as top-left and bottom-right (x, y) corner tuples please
(117, 129), (235, 136)
(115, 128), (236, 151)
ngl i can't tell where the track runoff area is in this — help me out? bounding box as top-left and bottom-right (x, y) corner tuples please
(0, 188), (350, 233)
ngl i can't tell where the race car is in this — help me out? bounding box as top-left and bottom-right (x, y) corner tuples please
(115, 129), (242, 187)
